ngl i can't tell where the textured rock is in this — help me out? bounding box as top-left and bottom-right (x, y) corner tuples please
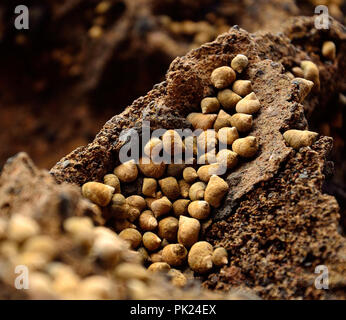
(204, 137), (346, 299)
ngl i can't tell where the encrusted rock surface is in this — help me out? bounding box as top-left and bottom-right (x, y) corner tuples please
(204, 137), (346, 299)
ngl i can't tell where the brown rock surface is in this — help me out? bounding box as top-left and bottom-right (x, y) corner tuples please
(1, 1), (342, 169)
(282, 17), (346, 231)
(204, 137), (346, 299)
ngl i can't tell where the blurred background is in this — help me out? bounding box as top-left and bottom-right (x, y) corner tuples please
(0, 0), (344, 169)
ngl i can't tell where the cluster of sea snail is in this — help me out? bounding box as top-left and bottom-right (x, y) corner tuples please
(81, 54), (320, 285)
(80, 54), (261, 284)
